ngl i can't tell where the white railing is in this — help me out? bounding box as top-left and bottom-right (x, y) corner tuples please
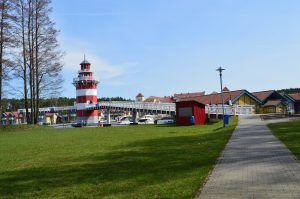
(206, 105), (254, 115)
(78, 69), (90, 73)
(17, 103), (254, 116)
(73, 76), (99, 82)
(17, 106), (76, 113)
(95, 102), (254, 115)
(96, 101), (176, 112)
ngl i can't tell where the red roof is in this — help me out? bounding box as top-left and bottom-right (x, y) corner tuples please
(176, 98), (205, 105)
(2, 112), (23, 118)
(2, 112), (10, 117)
(144, 96), (175, 103)
(252, 90), (274, 102)
(264, 100), (282, 106)
(289, 93), (300, 101)
(11, 111), (23, 118)
(45, 113), (55, 117)
(174, 91), (205, 99)
(176, 90), (245, 105)
(136, 93), (144, 97)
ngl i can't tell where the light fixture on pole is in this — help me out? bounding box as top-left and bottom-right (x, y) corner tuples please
(216, 66), (226, 127)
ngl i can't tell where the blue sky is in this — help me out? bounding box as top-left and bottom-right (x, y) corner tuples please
(52, 0), (300, 99)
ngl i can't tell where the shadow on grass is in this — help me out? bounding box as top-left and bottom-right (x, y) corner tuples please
(0, 127), (235, 198)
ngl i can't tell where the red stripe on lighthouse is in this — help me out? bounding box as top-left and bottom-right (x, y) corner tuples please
(76, 84), (97, 90)
(76, 110), (98, 117)
(76, 96), (98, 103)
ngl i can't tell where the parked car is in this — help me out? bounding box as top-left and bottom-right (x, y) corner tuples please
(155, 117), (175, 124)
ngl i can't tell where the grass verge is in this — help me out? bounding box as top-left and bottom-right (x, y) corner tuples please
(268, 119), (300, 160)
(0, 117), (237, 199)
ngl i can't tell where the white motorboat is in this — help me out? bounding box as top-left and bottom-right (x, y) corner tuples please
(118, 116), (133, 125)
(138, 115), (155, 124)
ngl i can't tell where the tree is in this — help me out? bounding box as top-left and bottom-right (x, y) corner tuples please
(0, 0), (15, 123)
(32, 0), (64, 123)
(13, 0), (63, 124)
(13, 0), (30, 123)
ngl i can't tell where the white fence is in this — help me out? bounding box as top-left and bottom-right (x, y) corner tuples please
(96, 101), (176, 112)
(18, 102), (254, 116)
(95, 102), (254, 115)
(206, 105), (254, 115)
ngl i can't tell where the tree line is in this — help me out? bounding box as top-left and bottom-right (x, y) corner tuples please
(0, 0), (63, 124)
(277, 88), (300, 94)
(1, 97), (132, 112)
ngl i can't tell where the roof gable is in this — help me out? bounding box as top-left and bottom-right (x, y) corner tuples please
(252, 90), (283, 102)
(136, 93), (144, 97)
(231, 90), (262, 104)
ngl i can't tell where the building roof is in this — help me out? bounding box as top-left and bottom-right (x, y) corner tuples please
(144, 96), (175, 103)
(289, 93), (300, 101)
(252, 90), (274, 102)
(174, 91), (205, 99)
(176, 98), (205, 105)
(45, 113), (55, 117)
(2, 112), (9, 117)
(196, 90), (244, 104)
(264, 100), (282, 106)
(2, 112), (23, 118)
(175, 89), (261, 105)
(80, 56), (91, 65)
(136, 93), (144, 97)
(11, 111), (22, 118)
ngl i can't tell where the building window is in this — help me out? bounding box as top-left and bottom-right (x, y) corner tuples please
(178, 107), (192, 117)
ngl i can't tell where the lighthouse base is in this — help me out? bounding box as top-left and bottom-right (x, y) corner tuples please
(76, 116), (98, 126)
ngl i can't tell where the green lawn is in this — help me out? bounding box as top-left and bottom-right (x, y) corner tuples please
(0, 118), (237, 199)
(268, 119), (300, 160)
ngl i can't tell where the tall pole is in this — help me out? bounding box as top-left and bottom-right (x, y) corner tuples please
(217, 67), (226, 127)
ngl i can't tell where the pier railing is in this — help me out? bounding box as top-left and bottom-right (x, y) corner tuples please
(18, 102), (254, 116)
(206, 105), (254, 115)
(95, 101), (176, 113)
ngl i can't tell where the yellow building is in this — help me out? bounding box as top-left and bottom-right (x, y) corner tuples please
(252, 90), (288, 114)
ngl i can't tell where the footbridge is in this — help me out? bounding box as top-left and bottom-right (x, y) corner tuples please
(84, 101), (254, 116)
(18, 101), (254, 124)
(19, 101), (254, 116)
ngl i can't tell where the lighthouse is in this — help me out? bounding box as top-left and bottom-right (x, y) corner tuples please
(73, 56), (99, 125)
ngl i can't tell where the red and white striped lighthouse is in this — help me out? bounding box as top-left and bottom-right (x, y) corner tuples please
(73, 56), (99, 125)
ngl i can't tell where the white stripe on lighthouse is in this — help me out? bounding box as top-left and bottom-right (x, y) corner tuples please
(76, 89), (97, 97)
(76, 103), (96, 110)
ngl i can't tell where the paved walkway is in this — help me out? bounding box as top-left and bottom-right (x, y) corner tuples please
(196, 115), (300, 199)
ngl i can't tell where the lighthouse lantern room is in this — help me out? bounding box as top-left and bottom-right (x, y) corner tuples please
(73, 56), (99, 125)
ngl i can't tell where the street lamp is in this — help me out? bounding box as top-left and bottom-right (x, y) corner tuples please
(216, 66), (226, 127)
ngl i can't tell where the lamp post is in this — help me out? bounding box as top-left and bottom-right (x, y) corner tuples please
(216, 66), (226, 127)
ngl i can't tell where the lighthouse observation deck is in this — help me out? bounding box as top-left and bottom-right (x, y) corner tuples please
(73, 76), (99, 84)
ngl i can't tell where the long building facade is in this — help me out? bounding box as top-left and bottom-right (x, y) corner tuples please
(73, 58), (99, 125)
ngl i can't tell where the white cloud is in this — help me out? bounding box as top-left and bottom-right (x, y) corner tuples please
(59, 36), (139, 90)
(63, 51), (128, 81)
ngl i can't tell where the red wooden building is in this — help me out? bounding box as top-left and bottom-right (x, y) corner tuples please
(176, 99), (206, 125)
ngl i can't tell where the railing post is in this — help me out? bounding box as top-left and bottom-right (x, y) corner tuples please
(107, 109), (111, 125)
(234, 105), (237, 115)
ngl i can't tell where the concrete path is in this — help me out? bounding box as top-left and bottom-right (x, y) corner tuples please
(196, 115), (300, 199)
